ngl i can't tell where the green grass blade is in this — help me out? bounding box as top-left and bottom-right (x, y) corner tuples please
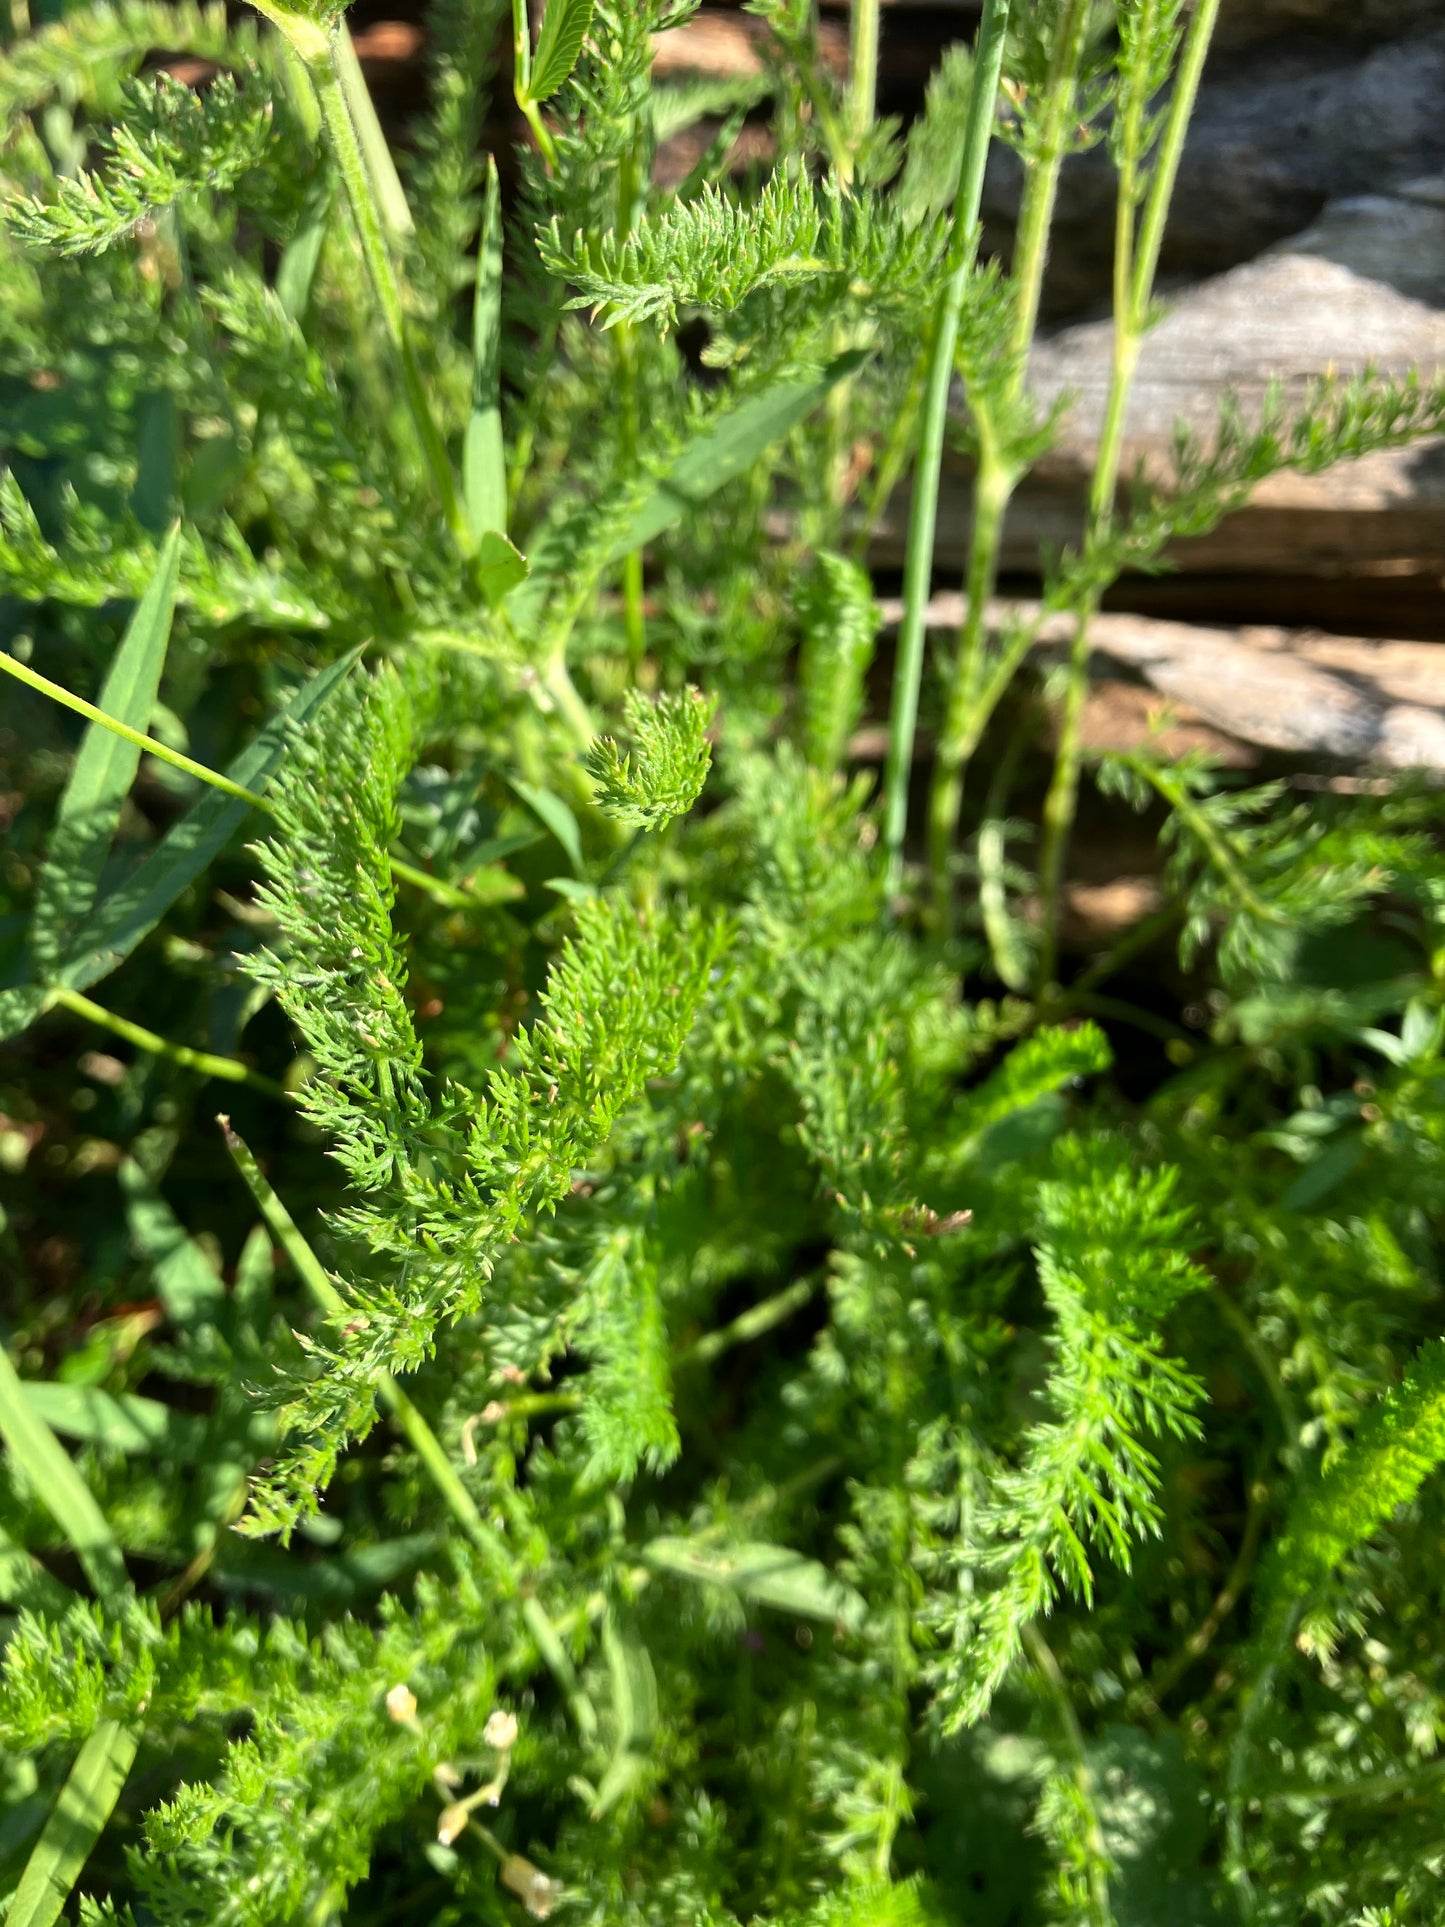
(528, 0), (593, 101)
(0, 1342), (129, 1604)
(118, 1157), (226, 1331)
(0, 1522), (74, 1614)
(29, 526), (181, 978)
(20, 1382), (208, 1457)
(59, 646), (363, 996)
(604, 351), (870, 561)
(464, 155), (507, 544)
(0, 985), (47, 1044)
(5, 1719), (140, 1927)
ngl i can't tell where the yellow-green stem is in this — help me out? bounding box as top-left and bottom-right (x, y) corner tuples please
(53, 986), (284, 1097)
(7, 645), (506, 912)
(847, 0), (881, 155)
(882, 0), (1012, 893)
(511, 0), (559, 170)
(1035, 0), (1222, 992)
(0, 648), (264, 805)
(616, 137), (646, 676)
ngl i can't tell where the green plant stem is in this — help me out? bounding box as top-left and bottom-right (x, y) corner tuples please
(333, 23), (413, 240)
(219, 1119), (598, 1741)
(677, 1276), (818, 1368)
(882, 0), (1011, 895)
(302, 27), (470, 558)
(1224, 1605), (1297, 1923)
(511, 0), (558, 170)
(851, 333), (928, 564)
(51, 986), (284, 1098)
(6, 646), (504, 912)
(0, 648), (264, 805)
(1144, 1468), (1270, 1708)
(1023, 1622), (1114, 1927)
(1034, 0), (1222, 990)
(847, 0), (881, 155)
(616, 138), (646, 677)
(926, 0), (1091, 928)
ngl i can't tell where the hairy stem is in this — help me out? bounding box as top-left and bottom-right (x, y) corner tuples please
(882, 0), (1011, 894)
(1035, 0), (1222, 990)
(52, 986), (284, 1097)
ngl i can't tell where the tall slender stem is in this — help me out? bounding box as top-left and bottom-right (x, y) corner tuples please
(925, 0), (1092, 926)
(53, 986), (284, 1097)
(616, 136), (646, 677)
(511, 0), (559, 170)
(1023, 1623), (1114, 1927)
(847, 0), (881, 155)
(1035, 0), (1222, 991)
(303, 30), (470, 558)
(882, 0), (1012, 895)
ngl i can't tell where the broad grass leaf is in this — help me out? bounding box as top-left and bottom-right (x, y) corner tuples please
(0, 1523), (73, 1614)
(464, 156), (507, 543)
(5, 1720), (139, 1927)
(605, 351), (871, 561)
(59, 646), (363, 996)
(29, 526), (180, 976)
(642, 1536), (867, 1631)
(19, 1382), (207, 1456)
(528, 0), (593, 102)
(0, 1343), (128, 1602)
(119, 1157), (226, 1331)
(510, 778), (583, 874)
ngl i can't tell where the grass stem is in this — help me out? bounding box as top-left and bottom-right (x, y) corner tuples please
(882, 0), (1011, 895)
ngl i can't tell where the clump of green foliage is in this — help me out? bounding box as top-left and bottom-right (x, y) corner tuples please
(3, 0), (1445, 1923)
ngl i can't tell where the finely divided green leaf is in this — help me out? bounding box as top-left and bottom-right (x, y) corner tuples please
(5, 1720), (139, 1927)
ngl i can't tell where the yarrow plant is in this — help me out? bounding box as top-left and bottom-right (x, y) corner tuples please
(3, 0), (1445, 1923)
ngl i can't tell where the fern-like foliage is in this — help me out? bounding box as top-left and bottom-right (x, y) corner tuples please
(540, 170), (951, 331)
(794, 551), (878, 776)
(4, 72), (277, 256)
(584, 685), (715, 831)
(933, 1144), (1208, 1729)
(241, 668), (730, 1530)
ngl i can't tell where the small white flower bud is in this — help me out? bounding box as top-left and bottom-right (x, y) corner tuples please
(483, 1708), (519, 1751)
(385, 1683), (418, 1724)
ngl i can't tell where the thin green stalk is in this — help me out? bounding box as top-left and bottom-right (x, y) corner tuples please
(7, 646), (500, 912)
(1023, 1622), (1114, 1927)
(1035, 0), (1222, 990)
(616, 138), (646, 677)
(882, 0), (1011, 894)
(847, 0), (881, 156)
(51, 986), (285, 1098)
(677, 1277), (818, 1368)
(511, 0), (559, 170)
(926, 0), (1092, 926)
(302, 30), (470, 557)
(220, 1120), (599, 1742)
(333, 23), (413, 241)
(0, 649), (264, 805)
(851, 332), (929, 564)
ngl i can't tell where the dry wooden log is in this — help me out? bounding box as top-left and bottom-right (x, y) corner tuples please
(981, 29), (1445, 313)
(876, 594), (1445, 770)
(869, 194), (1445, 581)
